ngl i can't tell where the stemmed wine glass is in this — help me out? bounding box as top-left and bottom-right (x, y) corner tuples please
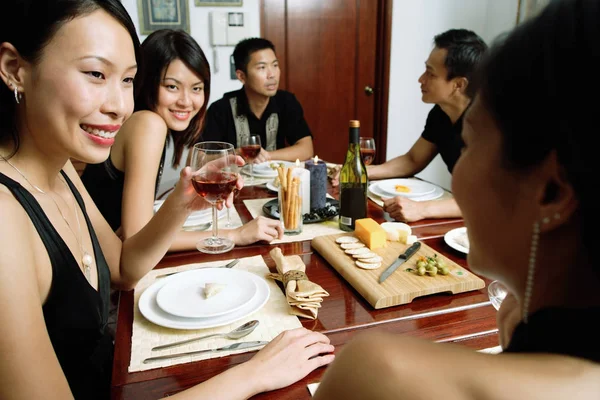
(240, 135), (262, 184)
(488, 280), (508, 311)
(359, 137), (376, 166)
(190, 141), (238, 254)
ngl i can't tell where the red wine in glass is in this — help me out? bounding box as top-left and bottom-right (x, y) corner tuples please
(192, 171), (238, 203)
(359, 137), (376, 166)
(240, 144), (261, 160)
(360, 148), (376, 165)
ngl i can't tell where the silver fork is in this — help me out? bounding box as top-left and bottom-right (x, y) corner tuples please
(155, 259), (239, 279)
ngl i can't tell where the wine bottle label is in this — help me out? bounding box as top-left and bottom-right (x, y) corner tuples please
(340, 216), (352, 225)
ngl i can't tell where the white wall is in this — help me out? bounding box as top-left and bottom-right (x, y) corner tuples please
(386, 0), (519, 190)
(120, 0), (260, 192)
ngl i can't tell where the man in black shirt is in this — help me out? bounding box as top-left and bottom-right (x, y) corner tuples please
(335, 29), (486, 222)
(199, 37), (313, 162)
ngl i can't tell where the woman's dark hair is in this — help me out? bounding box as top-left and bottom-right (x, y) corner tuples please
(134, 29), (211, 168)
(0, 0), (140, 157)
(477, 0), (599, 254)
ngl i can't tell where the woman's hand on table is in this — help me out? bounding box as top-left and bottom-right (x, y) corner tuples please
(247, 328), (335, 393)
(227, 216), (283, 245)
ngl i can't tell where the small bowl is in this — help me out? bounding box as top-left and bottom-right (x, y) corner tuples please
(488, 280), (508, 311)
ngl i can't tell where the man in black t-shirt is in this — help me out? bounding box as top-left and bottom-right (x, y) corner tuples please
(197, 38), (313, 163)
(335, 29), (487, 222)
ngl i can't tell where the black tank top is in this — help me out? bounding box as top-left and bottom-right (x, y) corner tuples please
(0, 171), (113, 399)
(81, 145), (167, 231)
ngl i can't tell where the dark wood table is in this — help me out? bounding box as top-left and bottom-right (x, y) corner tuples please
(111, 185), (498, 399)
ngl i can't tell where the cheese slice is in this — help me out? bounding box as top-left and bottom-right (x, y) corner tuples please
(204, 283), (226, 299)
(355, 218), (387, 250)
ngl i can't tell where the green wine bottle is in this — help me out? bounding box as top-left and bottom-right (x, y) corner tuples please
(339, 120), (368, 231)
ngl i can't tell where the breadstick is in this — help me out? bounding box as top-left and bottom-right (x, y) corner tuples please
(290, 178), (299, 229)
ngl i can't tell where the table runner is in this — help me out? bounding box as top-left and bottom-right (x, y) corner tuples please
(129, 255), (302, 372)
(243, 197), (345, 243)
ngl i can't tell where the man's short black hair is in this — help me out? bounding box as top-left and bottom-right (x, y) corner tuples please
(233, 37), (276, 73)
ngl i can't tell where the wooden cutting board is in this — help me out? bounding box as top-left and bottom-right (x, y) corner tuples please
(311, 232), (485, 309)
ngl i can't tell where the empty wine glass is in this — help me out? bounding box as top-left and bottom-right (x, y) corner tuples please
(240, 135), (262, 184)
(190, 141), (238, 254)
(359, 137), (376, 165)
(488, 280), (508, 311)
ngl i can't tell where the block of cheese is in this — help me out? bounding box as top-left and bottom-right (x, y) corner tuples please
(406, 235), (418, 245)
(355, 218), (387, 250)
(381, 222), (412, 244)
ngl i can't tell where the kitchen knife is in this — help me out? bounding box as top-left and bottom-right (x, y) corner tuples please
(143, 340), (268, 363)
(379, 241), (421, 283)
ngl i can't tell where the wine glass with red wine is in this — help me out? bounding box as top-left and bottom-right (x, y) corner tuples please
(190, 141), (238, 254)
(359, 137), (376, 166)
(240, 135), (262, 183)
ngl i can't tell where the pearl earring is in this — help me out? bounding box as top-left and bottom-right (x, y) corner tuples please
(523, 220), (539, 323)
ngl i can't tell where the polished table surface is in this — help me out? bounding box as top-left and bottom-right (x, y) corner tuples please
(111, 184), (498, 399)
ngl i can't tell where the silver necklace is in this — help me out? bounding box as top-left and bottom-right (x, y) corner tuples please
(1, 156), (94, 282)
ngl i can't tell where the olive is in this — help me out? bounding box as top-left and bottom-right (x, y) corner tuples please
(439, 267), (449, 275)
(417, 266), (426, 276)
(426, 266), (438, 276)
(416, 260), (427, 269)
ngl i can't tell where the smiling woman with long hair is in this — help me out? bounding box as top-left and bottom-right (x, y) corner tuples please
(0, 1), (331, 398)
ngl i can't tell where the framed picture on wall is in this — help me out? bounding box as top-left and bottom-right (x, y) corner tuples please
(195, 0), (243, 6)
(138, 0), (190, 35)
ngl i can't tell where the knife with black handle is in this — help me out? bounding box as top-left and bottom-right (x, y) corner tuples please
(379, 241), (421, 283)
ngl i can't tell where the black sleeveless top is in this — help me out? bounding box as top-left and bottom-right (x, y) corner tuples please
(504, 307), (600, 363)
(81, 145), (166, 231)
(0, 171), (113, 399)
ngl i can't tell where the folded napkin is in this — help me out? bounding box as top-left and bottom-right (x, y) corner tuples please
(267, 248), (329, 319)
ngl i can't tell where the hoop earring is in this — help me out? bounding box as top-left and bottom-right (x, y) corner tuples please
(14, 86), (21, 104)
(522, 220), (539, 323)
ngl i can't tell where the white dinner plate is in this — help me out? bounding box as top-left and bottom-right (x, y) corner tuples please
(368, 182), (444, 202)
(244, 160), (295, 177)
(156, 269), (258, 318)
(375, 179), (436, 198)
(444, 227), (469, 254)
(139, 271), (270, 330)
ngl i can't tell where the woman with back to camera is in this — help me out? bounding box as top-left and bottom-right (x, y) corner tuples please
(314, 0), (600, 398)
(0, 1), (332, 399)
(81, 28), (283, 249)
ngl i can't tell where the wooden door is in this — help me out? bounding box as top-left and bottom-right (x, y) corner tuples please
(261, 0), (392, 165)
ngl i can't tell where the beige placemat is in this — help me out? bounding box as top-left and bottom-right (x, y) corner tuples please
(129, 255), (302, 372)
(244, 197), (345, 244)
(367, 179), (453, 207)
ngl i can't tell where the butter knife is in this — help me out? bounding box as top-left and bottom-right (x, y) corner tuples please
(143, 340), (268, 363)
(379, 241), (421, 283)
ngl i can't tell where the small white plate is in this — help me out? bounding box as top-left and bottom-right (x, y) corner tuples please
(155, 269), (258, 319)
(139, 271), (270, 330)
(368, 182), (444, 202)
(154, 201), (225, 228)
(246, 160), (295, 177)
(266, 180), (280, 192)
(444, 227), (469, 254)
(375, 179), (436, 198)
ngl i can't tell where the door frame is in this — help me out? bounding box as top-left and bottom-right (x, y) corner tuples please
(260, 0), (393, 165)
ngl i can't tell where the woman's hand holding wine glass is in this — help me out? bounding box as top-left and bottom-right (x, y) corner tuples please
(190, 142), (243, 254)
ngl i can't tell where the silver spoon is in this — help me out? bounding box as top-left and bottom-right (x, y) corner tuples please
(151, 319), (260, 351)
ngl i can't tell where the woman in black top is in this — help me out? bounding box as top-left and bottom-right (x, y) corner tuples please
(0, 1), (333, 399)
(315, 0), (600, 398)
